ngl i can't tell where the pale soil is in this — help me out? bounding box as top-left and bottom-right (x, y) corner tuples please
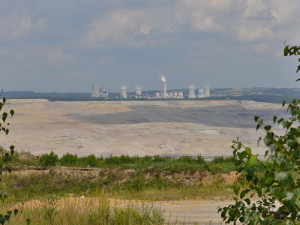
(0, 100), (284, 157)
(6, 165), (238, 186)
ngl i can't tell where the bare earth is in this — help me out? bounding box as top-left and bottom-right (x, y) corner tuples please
(0, 99), (285, 157)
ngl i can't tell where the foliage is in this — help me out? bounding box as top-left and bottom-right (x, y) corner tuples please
(39, 152), (59, 166)
(5, 195), (165, 225)
(219, 46), (300, 224)
(284, 44), (300, 75)
(36, 153), (235, 173)
(0, 97), (18, 224)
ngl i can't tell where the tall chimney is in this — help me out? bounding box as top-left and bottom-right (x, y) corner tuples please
(163, 82), (167, 98)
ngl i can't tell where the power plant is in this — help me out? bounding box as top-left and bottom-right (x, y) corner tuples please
(204, 85), (210, 97)
(160, 75), (167, 98)
(188, 85), (196, 99)
(198, 88), (205, 98)
(120, 86), (127, 99)
(91, 85), (108, 98)
(91, 74), (210, 100)
(136, 86), (142, 99)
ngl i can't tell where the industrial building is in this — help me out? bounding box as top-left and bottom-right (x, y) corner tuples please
(198, 88), (205, 98)
(188, 85), (196, 99)
(204, 85), (210, 97)
(136, 87), (142, 99)
(91, 85), (108, 98)
(120, 86), (127, 99)
(154, 75), (184, 99)
(92, 75), (210, 100)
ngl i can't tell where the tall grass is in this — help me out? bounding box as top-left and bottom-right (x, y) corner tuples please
(6, 195), (165, 225)
(35, 152), (236, 174)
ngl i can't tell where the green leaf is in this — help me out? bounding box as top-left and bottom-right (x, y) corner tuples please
(9, 145), (14, 155)
(10, 110), (14, 117)
(256, 119), (263, 130)
(282, 101), (286, 107)
(284, 45), (289, 56)
(245, 147), (251, 156)
(240, 189), (250, 199)
(2, 112), (8, 122)
(26, 218), (31, 225)
(247, 155), (256, 167)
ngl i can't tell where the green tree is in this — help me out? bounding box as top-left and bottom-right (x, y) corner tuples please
(0, 97), (18, 224)
(218, 46), (300, 224)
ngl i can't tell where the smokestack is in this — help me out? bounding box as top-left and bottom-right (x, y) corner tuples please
(120, 86), (127, 99)
(188, 85), (196, 99)
(160, 75), (167, 98)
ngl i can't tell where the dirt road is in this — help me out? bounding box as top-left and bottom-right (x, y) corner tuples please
(160, 200), (234, 224)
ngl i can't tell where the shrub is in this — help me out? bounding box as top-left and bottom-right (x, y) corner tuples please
(60, 153), (79, 166)
(39, 152), (59, 166)
(219, 45), (300, 224)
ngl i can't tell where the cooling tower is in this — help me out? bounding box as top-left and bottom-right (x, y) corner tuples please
(188, 86), (196, 99)
(120, 86), (127, 99)
(136, 87), (142, 98)
(198, 88), (205, 98)
(91, 84), (100, 97)
(204, 85), (210, 97)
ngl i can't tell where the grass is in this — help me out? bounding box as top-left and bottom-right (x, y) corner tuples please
(0, 151), (236, 224)
(4, 195), (166, 225)
(1, 166), (234, 204)
(35, 152), (237, 174)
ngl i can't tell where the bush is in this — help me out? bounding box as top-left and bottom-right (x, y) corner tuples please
(219, 45), (300, 224)
(40, 152), (59, 166)
(60, 153), (79, 166)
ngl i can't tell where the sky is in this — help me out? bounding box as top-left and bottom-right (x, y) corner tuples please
(0, 0), (299, 93)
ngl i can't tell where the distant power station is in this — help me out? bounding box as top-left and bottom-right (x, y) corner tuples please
(91, 85), (108, 98)
(188, 85), (196, 99)
(120, 86), (127, 99)
(155, 74), (184, 99)
(196, 85), (210, 98)
(91, 74), (210, 100)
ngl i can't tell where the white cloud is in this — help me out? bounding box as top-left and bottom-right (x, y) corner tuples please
(175, 0), (242, 32)
(234, 22), (275, 42)
(244, 0), (268, 19)
(84, 10), (153, 47)
(48, 49), (74, 66)
(0, 14), (32, 40)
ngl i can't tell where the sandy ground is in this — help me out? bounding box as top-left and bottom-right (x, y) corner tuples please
(0, 99), (285, 157)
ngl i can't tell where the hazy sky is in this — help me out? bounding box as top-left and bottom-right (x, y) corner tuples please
(0, 0), (299, 92)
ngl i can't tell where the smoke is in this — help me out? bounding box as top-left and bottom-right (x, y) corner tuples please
(160, 75), (166, 83)
(159, 71), (166, 83)
(120, 85), (127, 89)
(189, 85), (195, 89)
